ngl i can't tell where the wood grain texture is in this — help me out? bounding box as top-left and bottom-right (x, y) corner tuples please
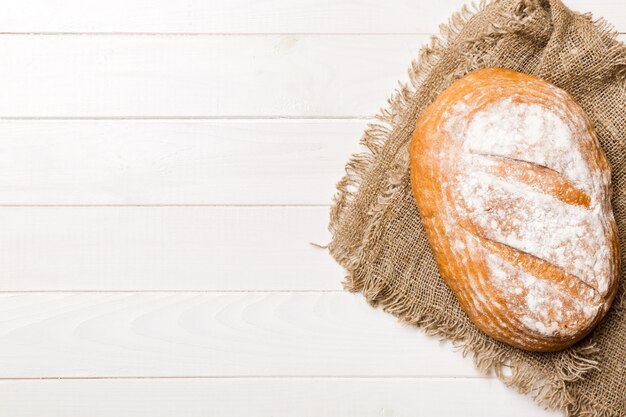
(0, 207), (343, 291)
(0, 0), (620, 34)
(0, 292), (481, 378)
(0, 378), (559, 417)
(0, 35), (420, 118)
(0, 120), (361, 205)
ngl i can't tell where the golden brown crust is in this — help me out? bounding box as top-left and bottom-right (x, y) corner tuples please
(410, 68), (620, 352)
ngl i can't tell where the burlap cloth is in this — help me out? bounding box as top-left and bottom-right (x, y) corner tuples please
(327, 0), (626, 415)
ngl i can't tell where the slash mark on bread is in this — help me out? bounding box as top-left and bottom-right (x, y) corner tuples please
(472, 152), (591, 208)
(465, 223), (600, 298)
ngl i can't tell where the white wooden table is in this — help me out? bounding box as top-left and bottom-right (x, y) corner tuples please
(0, 1), (621, 416)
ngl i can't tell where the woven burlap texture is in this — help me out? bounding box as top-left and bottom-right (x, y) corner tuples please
(327, 0), (626, 415)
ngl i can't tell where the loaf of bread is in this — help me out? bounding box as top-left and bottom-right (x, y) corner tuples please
(409, 68), (620, 352)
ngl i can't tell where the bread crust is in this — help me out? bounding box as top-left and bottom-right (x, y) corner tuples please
(410, 68), (620, 352)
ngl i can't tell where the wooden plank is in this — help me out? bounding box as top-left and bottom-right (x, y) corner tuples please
(0, 0), (621, 34)
(0, 378), (559, 417)
(0, 0), (478, 34)
(1, 34), (623, 118)
(0, 207), (343, 291)
(0, 292), (482, 378)
(0, 35), (421, 118)
(0, 120), (361, 205)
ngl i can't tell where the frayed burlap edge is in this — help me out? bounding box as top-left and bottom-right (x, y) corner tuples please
(327, 1), (626, 416)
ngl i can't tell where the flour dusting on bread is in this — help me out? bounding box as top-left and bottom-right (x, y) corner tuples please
(465, 98), (592, 190)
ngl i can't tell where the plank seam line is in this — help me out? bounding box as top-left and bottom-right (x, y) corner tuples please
(0, 32), (434, 36)
(0, 290), (344, 294)
(0, 204), (332, 208)
(0, 32), (623, 36)
(0, 376), (492, 381)
(0, 116), (376, 121)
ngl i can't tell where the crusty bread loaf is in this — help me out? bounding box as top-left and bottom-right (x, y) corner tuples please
(409, 68), (620, 352)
